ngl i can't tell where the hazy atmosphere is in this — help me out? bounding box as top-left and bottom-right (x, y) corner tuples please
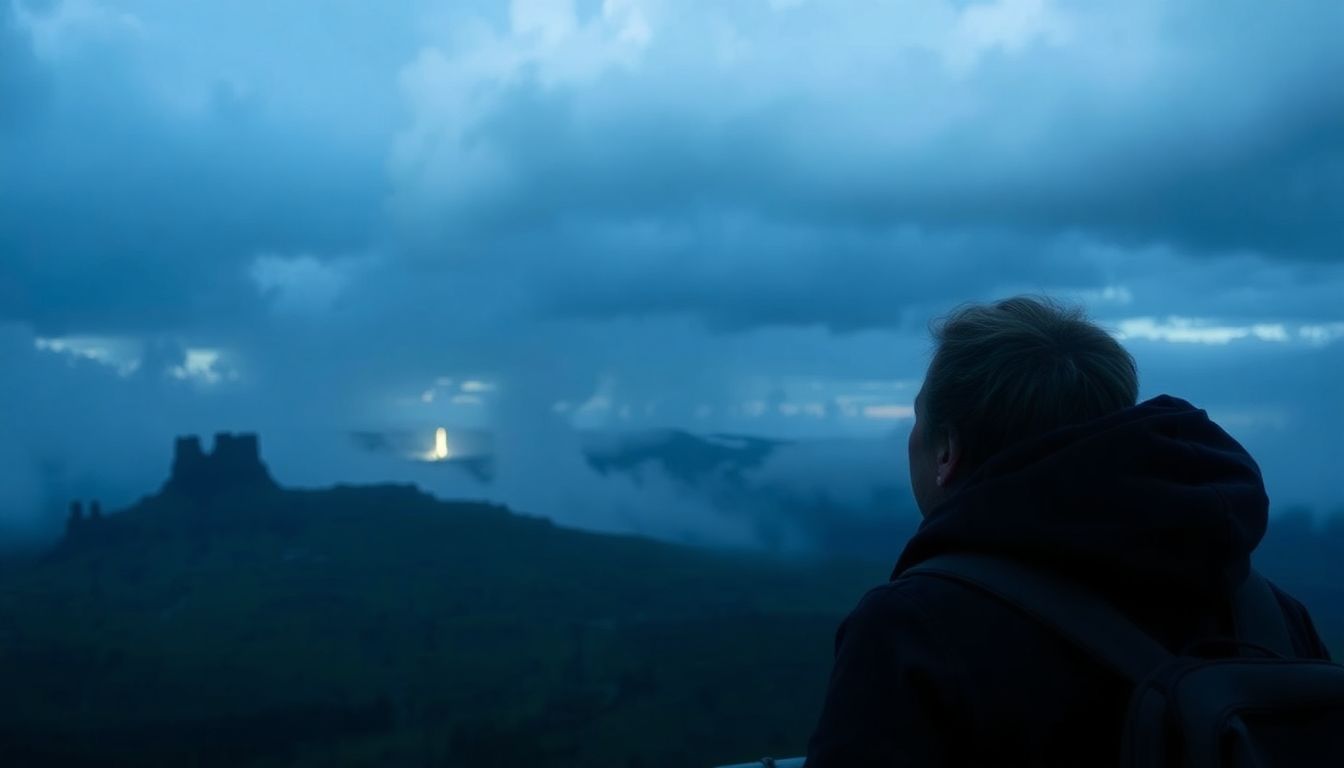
(4, 2), (1344, 766)
(4, 0), (1343, 539)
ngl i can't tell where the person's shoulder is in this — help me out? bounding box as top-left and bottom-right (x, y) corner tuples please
(842, 572), (976, 639)
(831, 578), (962, 679)
(848, 576), (937, 621)
(1267, 580), (1306, 614)
(1264, 580), (1334, 660)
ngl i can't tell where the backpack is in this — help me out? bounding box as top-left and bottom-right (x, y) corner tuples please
(904, 554), (1344, 767)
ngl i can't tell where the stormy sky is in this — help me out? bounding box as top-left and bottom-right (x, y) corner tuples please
(2, 0), (1342, 543)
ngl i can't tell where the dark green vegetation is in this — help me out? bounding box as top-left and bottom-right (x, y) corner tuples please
(0, 483), (885, 767)
(2, 462), (1340, 768)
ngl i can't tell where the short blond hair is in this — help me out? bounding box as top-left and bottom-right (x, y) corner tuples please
(923, 296), (1139, 471)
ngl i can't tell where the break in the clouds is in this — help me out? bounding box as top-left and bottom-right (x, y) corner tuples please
(2, 0), (1342, 541)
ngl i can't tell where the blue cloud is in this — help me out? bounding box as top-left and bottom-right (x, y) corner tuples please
(2, 0), (1342, 534)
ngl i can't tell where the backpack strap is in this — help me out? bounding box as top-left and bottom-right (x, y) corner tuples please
(1233, 571), (1295, 657)
(903, 554), (1171, 684)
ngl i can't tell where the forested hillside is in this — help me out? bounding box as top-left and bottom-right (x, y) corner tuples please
(0, 482), (883, 766)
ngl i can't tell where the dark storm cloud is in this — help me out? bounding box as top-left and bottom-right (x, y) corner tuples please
(522, 221), (1100, 331)
(393, 0), (1344, 267)
(416, 57), (1344, 262)
(376, 0), (1344, 335)
(3, 0), (1343, 540)
(6, 0), (1343, 340)
(0, 0), (388, 335)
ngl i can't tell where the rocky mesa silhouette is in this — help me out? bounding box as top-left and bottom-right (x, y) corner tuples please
(7, 432), (1341, 767)
(163, 432), (279, 499)
(8, 433), (881, 766)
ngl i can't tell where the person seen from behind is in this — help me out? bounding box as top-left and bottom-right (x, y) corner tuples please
(805, 296), (1335, 766)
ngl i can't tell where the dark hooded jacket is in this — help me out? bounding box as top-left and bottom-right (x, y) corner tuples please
(806, 395), (1331, 766)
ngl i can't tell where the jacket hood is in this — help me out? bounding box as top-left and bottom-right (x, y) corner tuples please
(891, 395), (1269, 604)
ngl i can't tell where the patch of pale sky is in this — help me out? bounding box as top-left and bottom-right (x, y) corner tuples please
(1114, 317), (1317, 346)
(12, 0), (145, 61)
(249, 254), (367, 316)
(1065, 285), (1135, 308)
(1299, 323), (1344, 346)
(167, 348), (232, 386)
(1211, 407), (1292, 432)
(31, 334), (240, 386)
(390, 0), (655, 225)
(863, 404), (915, 421)
(943, 0), (1073, 75)
(33, 335), (142, 377)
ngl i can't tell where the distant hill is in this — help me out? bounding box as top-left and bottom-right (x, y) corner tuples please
(0, 434), (886, 767)
(2, 433), (1337, 767)
(583, 430), (786, 486)
(352, 426), (924, 558)
(350, 427), (787, 487)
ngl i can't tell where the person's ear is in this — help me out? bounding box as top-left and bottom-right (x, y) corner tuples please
(935, 428), (962, 488)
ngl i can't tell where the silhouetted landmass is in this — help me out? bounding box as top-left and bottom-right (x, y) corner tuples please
(583, 430), (921, 555)
(584, 431), (787, 486)
(354, 427), (786, 490)
(0, 434), (883, 766)
(0, 434), (1338, 767)
(164, 432), (278, 499)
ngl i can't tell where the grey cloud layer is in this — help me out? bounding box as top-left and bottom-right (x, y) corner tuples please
(392, 0), (1344, 255)
(5, 0), (1342, 340)
(2, 0), (1343, 538)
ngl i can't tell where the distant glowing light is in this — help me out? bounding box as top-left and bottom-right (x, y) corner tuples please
(433, 427), (451, 460)
(414, 427), (455, 462)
